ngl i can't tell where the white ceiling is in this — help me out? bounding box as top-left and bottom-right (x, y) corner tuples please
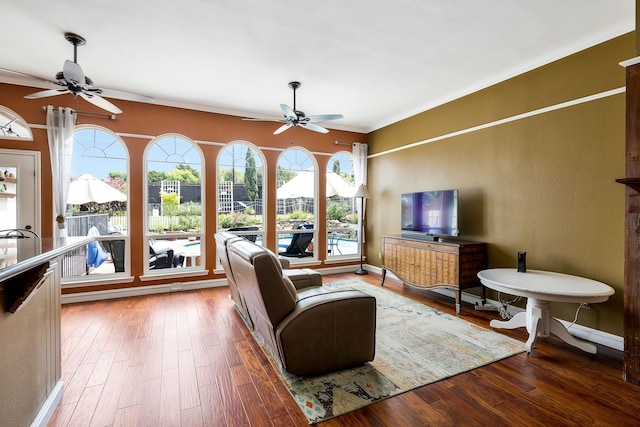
(0, 0), (635, 133)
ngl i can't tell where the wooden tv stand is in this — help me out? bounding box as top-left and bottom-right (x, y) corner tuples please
(381, 235), (487, 314)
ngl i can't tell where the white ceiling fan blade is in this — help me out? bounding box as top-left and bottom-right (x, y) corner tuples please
(99, 87), (154, 103)
(63, 60), (85, 87)
(0, 67), (62, 86)
(242, 117), (287, 122)
(79, 92), (123, 114)
(273, 123), (293, 135)
(280, 104), (297, 120)
(24, 88), (69, 99)
(300, 122), (329, 133)
(306, 114), (344, 123)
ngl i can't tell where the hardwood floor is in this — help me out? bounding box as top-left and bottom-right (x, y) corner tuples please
(49, 273), (640, 426)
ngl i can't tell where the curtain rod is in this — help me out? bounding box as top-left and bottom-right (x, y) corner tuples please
(334, 141), (353, 146)
(42, 106), (116, 120)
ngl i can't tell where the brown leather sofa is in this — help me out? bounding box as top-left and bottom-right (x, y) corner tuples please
(215, 232), (376, 376)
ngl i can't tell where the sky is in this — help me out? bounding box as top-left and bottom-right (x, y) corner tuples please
(71, 129), (354, 181)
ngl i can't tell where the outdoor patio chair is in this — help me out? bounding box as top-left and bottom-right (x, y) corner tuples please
(279, 223), (314, 258)
(149, 244), (185, 269)
(149, 245), (174, 269)
(228, 226), (259, 242)
(105, 233), (125, 273)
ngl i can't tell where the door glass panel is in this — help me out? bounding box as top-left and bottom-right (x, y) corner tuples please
(0, 151), (38, 233)
(0, 166), (18, 229)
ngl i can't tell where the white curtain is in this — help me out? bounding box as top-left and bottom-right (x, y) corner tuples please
(46, 106), (76, 237)
(352, 142), (368, 242)
(352, 142), (368, 189)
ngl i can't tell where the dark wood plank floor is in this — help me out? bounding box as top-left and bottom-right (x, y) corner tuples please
(49, 272), (640, 426)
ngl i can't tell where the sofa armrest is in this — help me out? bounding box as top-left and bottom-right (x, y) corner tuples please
(275, 290), (376, 376)
(278, 257), (291, 269)
(284, 268), (322, 290)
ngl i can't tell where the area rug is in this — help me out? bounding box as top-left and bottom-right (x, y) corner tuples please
(265, 280), (526, 424)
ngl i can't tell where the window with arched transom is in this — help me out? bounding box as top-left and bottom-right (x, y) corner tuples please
(276, 148), (316, 261)
(63, 126), (129, 280)
(144, 134), (204, 274)
(326, 152), (359, 259)
(216, 141), (266, 245)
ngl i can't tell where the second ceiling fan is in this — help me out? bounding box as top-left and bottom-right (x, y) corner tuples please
(250, 81), (343, 135)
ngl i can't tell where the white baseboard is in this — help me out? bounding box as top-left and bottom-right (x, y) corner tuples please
(31, 380), (63, 427)
(369, 266), (624, 352)
(62, 278), (227, 304)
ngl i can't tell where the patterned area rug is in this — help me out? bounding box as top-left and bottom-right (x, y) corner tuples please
(270, 280), (525, 424)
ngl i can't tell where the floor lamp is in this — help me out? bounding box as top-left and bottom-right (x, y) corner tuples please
(354, 184), (371, 275)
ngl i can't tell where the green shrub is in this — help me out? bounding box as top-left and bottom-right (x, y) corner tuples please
(288, 210), (312, 220)
(177, 216), (202, 231)
(327, 201), (350, 222)
(346, 213), (359, 224)
(219, 212), (259, 229)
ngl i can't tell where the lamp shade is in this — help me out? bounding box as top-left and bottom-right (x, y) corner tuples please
(354, 184), (371, 198)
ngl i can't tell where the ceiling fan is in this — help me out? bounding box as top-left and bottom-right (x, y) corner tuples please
(246, 81), (343, 135)
(0, 32), (153, 115)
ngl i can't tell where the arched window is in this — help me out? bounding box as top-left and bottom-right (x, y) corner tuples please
(63, 126), (128, 279)
(326, 152), (359, 258)
(276, 148), (316, 261)
(0, 105), (33, 141)
(216, 141), (265, 245)
(144, 134), (204, 273)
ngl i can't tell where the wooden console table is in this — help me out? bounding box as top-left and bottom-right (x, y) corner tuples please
(381, 234), (487, 314)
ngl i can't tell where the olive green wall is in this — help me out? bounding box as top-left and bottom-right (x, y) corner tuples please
(366, 33), (635, 336)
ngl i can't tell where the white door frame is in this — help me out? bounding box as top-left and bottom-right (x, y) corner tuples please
(0, 148), (41, 235)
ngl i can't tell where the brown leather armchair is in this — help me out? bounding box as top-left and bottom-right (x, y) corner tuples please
(225, 237), (376, 376)
(215, 231), (322, 323)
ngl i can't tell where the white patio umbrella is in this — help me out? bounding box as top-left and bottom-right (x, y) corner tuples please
(327, 171), (356, 197)
(67, 173), (127, 205)
(277, 170), (355, 199)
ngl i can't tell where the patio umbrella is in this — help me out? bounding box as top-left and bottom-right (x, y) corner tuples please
(67, 173), (127, 205)
(327, 171), (356, 197)
(277, 170), (355, 199)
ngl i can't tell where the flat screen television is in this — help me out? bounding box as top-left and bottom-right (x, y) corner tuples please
(401, 189), (459, 239)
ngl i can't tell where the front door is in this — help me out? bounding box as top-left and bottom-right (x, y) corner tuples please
(0, 149), (40, 234)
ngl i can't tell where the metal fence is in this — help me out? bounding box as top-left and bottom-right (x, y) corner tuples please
(62, 213), (109, 277)
(66, 213), (110, 236)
